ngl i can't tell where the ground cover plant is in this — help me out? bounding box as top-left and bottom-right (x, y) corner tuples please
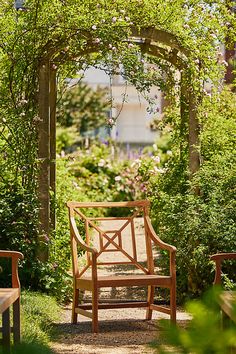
(0, 291), (60, 354)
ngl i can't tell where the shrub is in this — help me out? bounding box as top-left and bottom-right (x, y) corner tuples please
(150, 88), (236, 301)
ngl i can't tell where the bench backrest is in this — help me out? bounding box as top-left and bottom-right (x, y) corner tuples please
(67, 200), (155, 278)
(0, 251), (24, 288)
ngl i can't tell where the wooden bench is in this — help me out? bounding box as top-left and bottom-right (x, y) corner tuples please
(67, 200), (176, 333)
(211, 253), (236, 323)
(0, 251), (24, 350)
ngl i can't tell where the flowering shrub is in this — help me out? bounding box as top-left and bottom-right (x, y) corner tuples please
(62, 141), (167, 204)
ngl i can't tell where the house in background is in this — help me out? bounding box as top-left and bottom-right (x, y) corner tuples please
(83, 68), (162, 150)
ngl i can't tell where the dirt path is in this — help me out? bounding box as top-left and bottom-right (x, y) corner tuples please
(51, 218), (190, 353)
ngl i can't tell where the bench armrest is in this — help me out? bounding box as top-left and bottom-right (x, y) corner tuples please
(210, 253), (236, 261)
(69, 217), (98, 255)
(210, 252), (236, 285)
(145, 217), (176, 253)
(0, 250), (24, 288)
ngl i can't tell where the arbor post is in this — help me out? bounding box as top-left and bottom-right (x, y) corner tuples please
(49, 65), (57, 231)
(38, 60), (50, 261)
(188, 91), (200, 177)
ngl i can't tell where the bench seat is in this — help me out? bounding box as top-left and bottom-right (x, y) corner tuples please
(77, 274), (172, 290)
(0, 289), (20, 314)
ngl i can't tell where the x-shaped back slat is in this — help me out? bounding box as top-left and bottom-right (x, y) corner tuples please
(74, 207), (148, 276)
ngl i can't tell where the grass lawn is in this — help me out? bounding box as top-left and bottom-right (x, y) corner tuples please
(0, 290), (61, 354)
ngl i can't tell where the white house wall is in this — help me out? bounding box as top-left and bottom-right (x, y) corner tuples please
(83, 68), (161, 145)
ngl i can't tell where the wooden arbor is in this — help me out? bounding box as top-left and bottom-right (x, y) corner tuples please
(37, 27), (200, 257)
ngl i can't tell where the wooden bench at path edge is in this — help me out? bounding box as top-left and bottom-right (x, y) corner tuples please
(67, 200), (176, 333)
(211, 253), (236, 323)
(0, 251), (24, 350)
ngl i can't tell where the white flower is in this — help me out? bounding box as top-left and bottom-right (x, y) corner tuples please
(112, 17), (117, 23)
(108, 118), (114, 125)
(92, 25), (97, 30)
(115, 175), (122, 181)
(98, 159), (105, 167)
(93, 38), (101, 44)
(152, 144), (158, 151)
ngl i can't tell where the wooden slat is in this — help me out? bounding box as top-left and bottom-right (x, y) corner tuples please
(97, 261), (133, 265)
(67, 200), (150, 208)
(75, 308), (93, 319)
(100, 249), (121, 253)
(150, 304), (171, 315)
(130, 218), (137, 261)
(90, 217), (132, 221)
(79, 302), (148, 310)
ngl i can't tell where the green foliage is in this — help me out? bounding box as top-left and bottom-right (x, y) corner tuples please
(56, 126), (78, 153)
(44, 158), (88, 301)
(150, 88), (236, 300)
(154, 288), (236, 354)
(57, 81), (109, 136)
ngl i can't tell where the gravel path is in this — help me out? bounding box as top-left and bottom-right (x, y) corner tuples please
(51, 306), (190, 354)
(51, 218), (190, 353)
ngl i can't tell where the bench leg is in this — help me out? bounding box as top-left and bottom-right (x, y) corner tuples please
(92, 288), (98, 333)
(146, 286), (155, 320)
(13, 297), (21, 343)
(2, 307), (11, 352)
(72, 288), (79, 324)
(170, 284), (176, 323)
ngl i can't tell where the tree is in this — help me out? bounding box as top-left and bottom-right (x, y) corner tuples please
(57, 81), (109, 137)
